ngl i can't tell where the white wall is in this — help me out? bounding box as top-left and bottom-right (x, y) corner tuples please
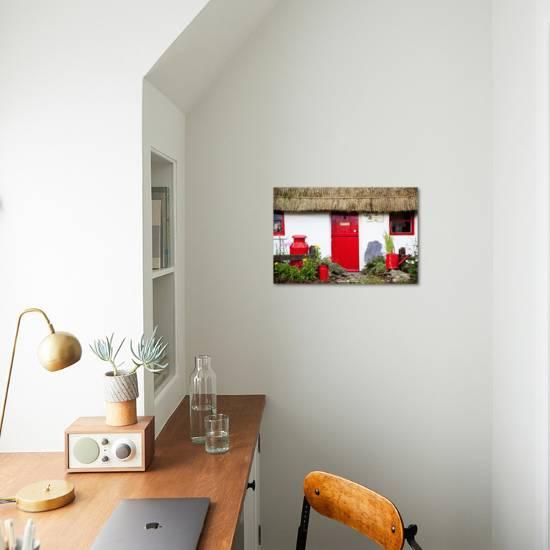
(142, 80), (187, 435)
(0, 0), (209, 451)
(491, 0), (550, 548)
(186, 1), (491, 549)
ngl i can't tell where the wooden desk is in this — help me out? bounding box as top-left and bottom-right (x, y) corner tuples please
(0, 394), (265, 549)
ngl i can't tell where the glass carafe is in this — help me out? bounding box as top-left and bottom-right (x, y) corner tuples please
(189, 355), (217, 443)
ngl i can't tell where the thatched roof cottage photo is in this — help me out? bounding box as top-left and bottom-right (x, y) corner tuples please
(273, 187), (419, 284)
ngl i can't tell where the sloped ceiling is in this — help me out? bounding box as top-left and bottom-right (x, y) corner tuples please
(145, 0), (278, 113)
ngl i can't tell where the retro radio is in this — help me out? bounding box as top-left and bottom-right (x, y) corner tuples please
(65, 416), (154, 473)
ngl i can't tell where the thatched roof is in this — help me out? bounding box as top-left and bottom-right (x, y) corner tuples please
(273, 187), (418, 213)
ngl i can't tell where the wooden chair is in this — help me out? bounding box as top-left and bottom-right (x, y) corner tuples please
(296, 471), (423, 550)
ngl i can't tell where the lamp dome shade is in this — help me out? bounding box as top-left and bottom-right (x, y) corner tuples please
(37, 331), (82, 372)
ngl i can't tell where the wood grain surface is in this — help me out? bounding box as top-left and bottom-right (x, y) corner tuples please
(0, 395), (265, 549)
(304, 471), (405, 550)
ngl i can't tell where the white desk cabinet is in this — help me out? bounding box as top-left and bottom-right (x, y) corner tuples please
(234, 434), (261, 550)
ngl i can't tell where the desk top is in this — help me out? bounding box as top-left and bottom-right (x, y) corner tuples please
(0, 394), (265, 549)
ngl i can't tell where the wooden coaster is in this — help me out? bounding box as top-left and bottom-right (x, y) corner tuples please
(16, 479), (75, 512)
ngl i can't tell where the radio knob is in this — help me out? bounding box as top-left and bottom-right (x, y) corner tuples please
(116, 444), (131, 459)
(101, 455), (109, 462)
(113, 440), (136, 461)
(101, 438), (109, 446)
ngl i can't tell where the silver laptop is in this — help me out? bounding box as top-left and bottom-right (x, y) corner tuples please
(92, 498), (210, 550)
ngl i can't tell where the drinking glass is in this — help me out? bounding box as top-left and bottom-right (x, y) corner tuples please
(204, 414), (230, 454)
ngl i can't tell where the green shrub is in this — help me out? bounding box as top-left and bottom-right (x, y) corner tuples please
(362, 256), (386, 276)
(327, 261), (346, 276)
(401, 254), (418, 283)
(274, 259), (319, 283)
(359, 274), (386, 285)
(274, 262), (299, 283)
(300, 258), (318, 281)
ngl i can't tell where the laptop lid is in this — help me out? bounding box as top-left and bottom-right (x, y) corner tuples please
(92, 498), (210, 550)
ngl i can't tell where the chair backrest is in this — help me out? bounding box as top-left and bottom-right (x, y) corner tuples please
(298, 471), (408, 550)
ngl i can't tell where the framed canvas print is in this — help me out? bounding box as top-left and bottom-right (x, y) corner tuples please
(273, 187), (419, 285)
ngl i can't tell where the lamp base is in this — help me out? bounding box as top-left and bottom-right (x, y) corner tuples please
(15, 479), (75, 512)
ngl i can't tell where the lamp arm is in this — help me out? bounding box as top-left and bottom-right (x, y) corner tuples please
(0, 308), (55, 439)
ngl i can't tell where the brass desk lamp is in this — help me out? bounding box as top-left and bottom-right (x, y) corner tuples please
(0, 308), (82, 512)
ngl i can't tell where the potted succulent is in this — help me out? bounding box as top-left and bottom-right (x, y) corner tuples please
(90, 328), (168, 426)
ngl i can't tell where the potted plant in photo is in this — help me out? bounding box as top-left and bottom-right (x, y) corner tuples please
(384, 232), (400, 270)
(319, 257), (331, 282)
(90, 328), (168, 426)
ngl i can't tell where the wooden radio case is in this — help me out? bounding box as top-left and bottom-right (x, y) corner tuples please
(65, 416), (155, 473)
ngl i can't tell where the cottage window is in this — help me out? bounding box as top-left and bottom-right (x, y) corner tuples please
(389, 212), (415, 235)
(273, 211), (285, 236)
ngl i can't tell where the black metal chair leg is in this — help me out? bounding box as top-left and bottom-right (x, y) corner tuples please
(296, 497), (311, 550)
(404, 524), (424, 550)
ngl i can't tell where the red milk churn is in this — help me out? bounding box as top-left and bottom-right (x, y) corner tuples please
(319, 264), (329, 282)
(290, 235), (309, 267)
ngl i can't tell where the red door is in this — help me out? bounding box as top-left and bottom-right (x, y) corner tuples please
(331, 214), (359, 271)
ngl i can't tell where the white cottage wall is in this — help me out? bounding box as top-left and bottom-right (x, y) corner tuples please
(359, 214), (418, 271)
(359, 214), (384, 270)
(387, 214), (419, 260)
(276, 212), (418, 271)
(280, 213), (331, 258)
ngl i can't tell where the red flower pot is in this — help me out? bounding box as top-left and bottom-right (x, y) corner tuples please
(319, 264), (329, 282)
